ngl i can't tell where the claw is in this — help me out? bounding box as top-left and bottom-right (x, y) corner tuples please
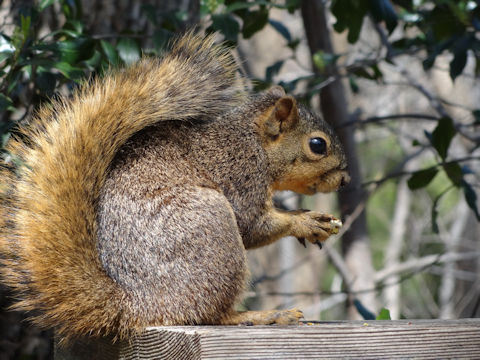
(315, 241), (323, 250)
(297, 237), (307, 248)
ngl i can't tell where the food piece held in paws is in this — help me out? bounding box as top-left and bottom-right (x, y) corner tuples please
(329, 218), (343, 234)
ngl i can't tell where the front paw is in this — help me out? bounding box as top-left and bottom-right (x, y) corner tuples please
(291, 212), (341, 247)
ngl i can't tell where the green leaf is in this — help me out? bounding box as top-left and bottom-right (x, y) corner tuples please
(0, 94), (13, 112)
(430, 117), (456, 160)
(313, 51), (339, 73)
(392, 36), (425, 51)
(443, 161), (463, 187)
(83, 50), (102, 69)
(201, 0), (224, 14)
(448, 34), (472, 81)
(287, 38), (300, 51)
(20, 57), (55, 68)
(211, 14), (240, 43)
(349, 76), (359, 93)
(353, 299), (375, 320)
(0, 51), (13, 64)
(53, 61), (84, 80)
(20, 15), (31, 40)
(286, 0), (301, 12)
(141, 4), (158, 24)
(31, 42), (58, 52)
(450, 50), (467, 81)
(61, 0), (83, 21)
(175, 10), (188, 22)
(407, 167), (438, 190)
(429, 5), (465, 41)
(313, 51), (326, 73)
(370, 0), (398, 33)
(225, 1), (287, 12)
(38, 0), (57, 11)
(44, 29), (81, 39)
(392, 0), (413, 11)
(423, 54), (436, 71)
(285, 0), (300, 12)
(423, 38), (454, 71)
(265, 60), (284, 83)
(6, 71), (21, 94)
(269, 19), (291, 42)
(0, 34), (14, 61)
(35, 68), (57, 96)
(152, 29), (173, 52)
(371, 64), (383, 80)
(57, 37), (96, 64)
(117, 38), (141, 65)
(376, 308), (391, 320)
(472, 110), (480, 124)
(352, 67), (380, 80)
(331, 0), (368, 43)
(241, 8), (269, 38)
(462, 181), (480, 221)
(100, 40), (120, 66)
(64, 20), (83, 34)
(1, 132), (11, 148)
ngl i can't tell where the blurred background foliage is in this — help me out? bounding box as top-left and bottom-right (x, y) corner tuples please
(0, 0), (479, 358)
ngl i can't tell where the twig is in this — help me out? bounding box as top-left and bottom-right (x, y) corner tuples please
(362, 155), (480, 188)
(371, 20), (394, 59)
(323, 245), (354, 293)
(375, 251), (480, 283)
(338, 113), (439, 129)
(251, 254), (311, 286)
(248, 251), (480, 299)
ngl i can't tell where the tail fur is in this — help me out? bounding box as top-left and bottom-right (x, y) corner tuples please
(0, 33), (244, 340)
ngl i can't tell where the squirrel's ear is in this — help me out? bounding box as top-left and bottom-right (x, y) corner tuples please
(273, 96), (298, 130)
(259, 96), (299, 139)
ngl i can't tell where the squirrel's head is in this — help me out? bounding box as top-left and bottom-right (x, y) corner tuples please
(255, 86), (350, 195)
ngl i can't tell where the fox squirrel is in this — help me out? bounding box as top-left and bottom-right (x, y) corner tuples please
(0, 33), (349, 341)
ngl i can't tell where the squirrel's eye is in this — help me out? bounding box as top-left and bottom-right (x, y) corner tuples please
(309, 137), (327, 155)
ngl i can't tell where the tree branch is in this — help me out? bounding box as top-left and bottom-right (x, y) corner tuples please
(362, 155), (480, 188)
(339, 113), (440, 129)
(375, 252), (480, 284)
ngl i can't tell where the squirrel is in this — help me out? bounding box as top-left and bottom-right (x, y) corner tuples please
(0, 33), (349, 341)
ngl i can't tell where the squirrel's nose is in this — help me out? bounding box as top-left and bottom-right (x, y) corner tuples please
(340, 172), (350, 188)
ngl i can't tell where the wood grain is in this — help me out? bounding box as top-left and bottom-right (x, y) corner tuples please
(55, 320), (480, 359)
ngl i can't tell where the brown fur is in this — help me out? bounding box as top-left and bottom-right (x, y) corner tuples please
(0, 33), (349, 341)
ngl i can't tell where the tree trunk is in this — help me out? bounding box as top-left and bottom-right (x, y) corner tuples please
(300, 0), (377, 318)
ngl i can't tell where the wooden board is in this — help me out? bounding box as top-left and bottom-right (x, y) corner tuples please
(55, 319), (480, 359)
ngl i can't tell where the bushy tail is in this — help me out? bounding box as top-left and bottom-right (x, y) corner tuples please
(0, 33), (244, 340)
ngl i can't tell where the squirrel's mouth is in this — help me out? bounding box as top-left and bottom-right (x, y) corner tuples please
(273, 168), (350, 195)
(309, 169), (350, 194)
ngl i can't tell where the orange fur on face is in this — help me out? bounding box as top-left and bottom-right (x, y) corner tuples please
(258, 94), (348, 197)
(272, 157), (348, 195)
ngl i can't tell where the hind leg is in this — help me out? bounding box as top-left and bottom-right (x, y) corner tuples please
(98, 186), (248, 327)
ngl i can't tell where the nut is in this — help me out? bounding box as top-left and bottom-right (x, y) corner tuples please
(329, 219), (342, 234)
